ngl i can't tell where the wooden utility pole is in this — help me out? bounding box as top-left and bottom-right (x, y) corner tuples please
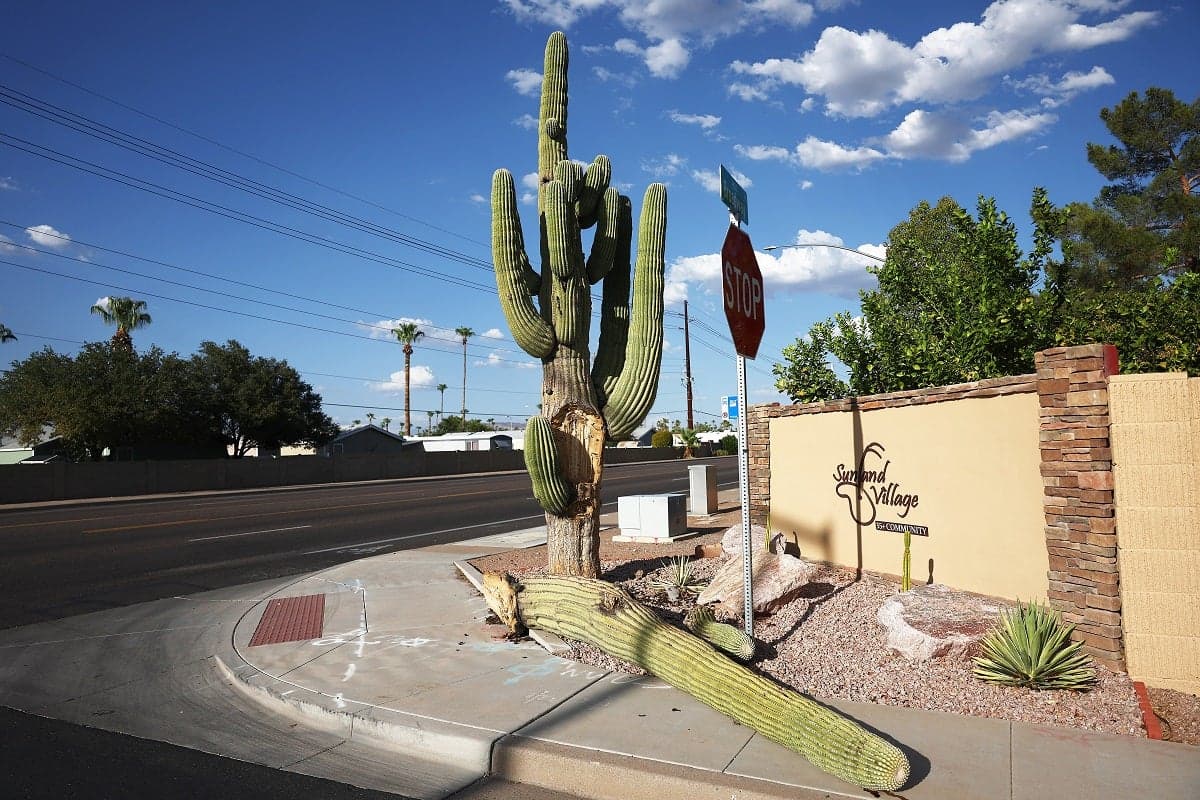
(683, 300), (694, 429)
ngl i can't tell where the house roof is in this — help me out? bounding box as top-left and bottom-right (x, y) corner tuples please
(327, 424), (405, 444)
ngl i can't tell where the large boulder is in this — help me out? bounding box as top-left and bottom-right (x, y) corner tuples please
(876, 583), (1009, 661)
(698, 548), (816, 615)
(719, 523), (781, 559)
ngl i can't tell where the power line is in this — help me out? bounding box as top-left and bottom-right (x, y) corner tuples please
(0, 51), (491, 252)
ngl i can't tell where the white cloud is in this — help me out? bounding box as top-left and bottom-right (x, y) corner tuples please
(25, 224), (71, 248)
(593, 66), (637, 86)
(521, 172), (540, 191)
(644, 38), (690, 78)
(506, 68), (543, 96)
(514, 113), (538, 129)
(691, 167), (750, 194)
(371, 366), (436, 393)
(729, 0), (1157, 116)
(800, 180), (814, 190)
(728, 82), (773, 102)
(669, 111), (721, 130)
(734, 144), (793, 162)
(475, 351), (537, 369)
(642, 153), (687, 178)
(799, 97), (815, 112)
(1009, 65), (1115, 107)
(795, 136), (887, 170)
(482, 328), (506, 339)
(0, 177), (17, 191)
(469, 193), (486, 204)
(0, 234), (17, 253)
(663, 228), (883, 303)
(92, 296), (112, 312)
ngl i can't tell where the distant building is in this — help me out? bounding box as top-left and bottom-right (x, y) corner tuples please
(0, 435), (66, 464)
(320, 424), (407, 457)
(410, 432), (513, 452)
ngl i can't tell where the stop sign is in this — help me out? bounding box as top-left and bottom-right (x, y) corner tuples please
(721, 224), (765, 359)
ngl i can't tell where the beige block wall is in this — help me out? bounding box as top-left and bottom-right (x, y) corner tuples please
(1110, 373), (1200, 695)
(768, 393), (1048, 601)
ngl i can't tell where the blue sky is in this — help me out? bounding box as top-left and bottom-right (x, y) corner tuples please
(1, 1), (1194, 432)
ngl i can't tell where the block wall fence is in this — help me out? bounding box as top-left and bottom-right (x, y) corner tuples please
(747, 344), (1126, 670)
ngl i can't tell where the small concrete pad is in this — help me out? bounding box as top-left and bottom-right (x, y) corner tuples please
(727, 698), (1012, 799)
(514, 674), (756, 772)
(1012, 721), (1200, 800)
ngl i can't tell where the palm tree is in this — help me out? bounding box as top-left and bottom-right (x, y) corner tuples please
(455, 326), (475, 423)
(436, 383), (448, 420)
(90, 296), (151, 351)
(0, 324), (15, 344)
(392, 322), (425, 435)
(366, 412), (376, 427)
(381, 416), (392, 432)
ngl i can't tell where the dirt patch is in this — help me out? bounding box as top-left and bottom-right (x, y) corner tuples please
(1146, 685), (1200, 746)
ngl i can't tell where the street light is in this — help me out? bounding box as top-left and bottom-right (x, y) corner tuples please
(762, 242), (886, 263)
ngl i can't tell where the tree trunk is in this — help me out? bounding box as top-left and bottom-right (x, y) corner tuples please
(541, 348), (604, 577)
(403, 346), (412, 436)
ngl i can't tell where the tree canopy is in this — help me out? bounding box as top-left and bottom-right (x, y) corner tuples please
(0, 339), (338, 460)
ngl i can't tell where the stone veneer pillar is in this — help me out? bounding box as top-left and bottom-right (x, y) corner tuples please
(1036, 343), (1124, 669)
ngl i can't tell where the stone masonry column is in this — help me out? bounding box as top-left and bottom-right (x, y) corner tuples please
(1036, 343), (1124, 670)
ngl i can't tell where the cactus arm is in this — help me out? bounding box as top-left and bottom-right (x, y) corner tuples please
(684, 605), (756, 661)
(544, 181), (588, 349)
(577, 155), (611, 229)
(538, 31), (569, 192)
(585, 187), (621, 285)
(524, 417), (574, 514)
(601, 183), (667, 440)
(590, 194), (633, 410)
(482, 573), (910, 792)
(492, 170), (555, 359)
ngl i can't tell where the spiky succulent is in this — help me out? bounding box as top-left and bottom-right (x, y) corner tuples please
(649, 555), (706, 597)
(972, 601), (1096, 690)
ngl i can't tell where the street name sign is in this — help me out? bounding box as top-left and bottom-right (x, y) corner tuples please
(720, 165), (748, 225)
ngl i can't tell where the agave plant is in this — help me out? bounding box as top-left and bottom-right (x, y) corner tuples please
(650, 555), (706, 599)
(973, 601), (1096, 690)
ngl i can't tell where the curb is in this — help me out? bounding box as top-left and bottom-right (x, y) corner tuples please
(1133, 681), (1164, 740)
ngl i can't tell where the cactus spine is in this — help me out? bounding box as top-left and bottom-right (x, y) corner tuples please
(481, 572), (910, 792)
(684, 605), (756, 661)
(492, 31), (666, 576)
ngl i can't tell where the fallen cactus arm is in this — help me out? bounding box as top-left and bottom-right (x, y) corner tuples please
(481, 572), (910, 792)
(684, 605), (755, 661)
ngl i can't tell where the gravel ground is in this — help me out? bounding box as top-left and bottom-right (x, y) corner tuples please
(472, 542), (1162, 739)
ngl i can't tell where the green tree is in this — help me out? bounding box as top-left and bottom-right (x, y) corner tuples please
(391, 322), (424, 436)
(650, 429), (673, 448)
(190, 340), (338, 457)
(0, 324), (15, 344)
(432, 414), (493, 435)
(89, 296), (152, 352)
(381, 416), (392, 431)
(1058, 88), (1199, 288)
(775, 194), (1050, 402)
(455, 326), (474, 421)
(679, 428), (699, 458)
(436, 383), (447, 419)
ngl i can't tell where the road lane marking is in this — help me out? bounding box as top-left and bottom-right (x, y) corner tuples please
(188, 525), (312, 542)
(302, 513), (546, 555)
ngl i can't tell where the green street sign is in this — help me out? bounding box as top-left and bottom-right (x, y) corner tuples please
(720, 165), (748, 225)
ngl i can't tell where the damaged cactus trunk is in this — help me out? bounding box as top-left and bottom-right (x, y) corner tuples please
(492, 31), (666, 577)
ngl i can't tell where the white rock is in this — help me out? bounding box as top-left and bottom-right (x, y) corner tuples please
(698, 549), (816, 615)
(876, 583), (1008, 661)
(719, 523), (781, 559)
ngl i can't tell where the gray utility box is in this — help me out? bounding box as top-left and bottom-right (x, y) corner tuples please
(688, 464), (717, 515)
(617, 493), (687, 541)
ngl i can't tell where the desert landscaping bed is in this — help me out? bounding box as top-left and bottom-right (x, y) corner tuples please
(468, 531), (1200, 745)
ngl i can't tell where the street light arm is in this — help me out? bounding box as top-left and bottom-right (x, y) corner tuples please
(762, 242), (886, 263)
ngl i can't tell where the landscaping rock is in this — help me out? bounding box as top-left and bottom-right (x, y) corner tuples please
(698, 548), (816, 615)
(719, 523), (780, 558)
(876, 583), (1009, 661)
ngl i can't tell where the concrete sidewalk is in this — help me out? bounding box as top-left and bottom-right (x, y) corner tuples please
(222, 527), (1199, 800)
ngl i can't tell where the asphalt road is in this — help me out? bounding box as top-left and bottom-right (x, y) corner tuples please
(0, 456), (733, 630)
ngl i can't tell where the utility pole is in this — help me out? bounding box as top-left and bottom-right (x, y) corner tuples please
(683, 299), (694, 429)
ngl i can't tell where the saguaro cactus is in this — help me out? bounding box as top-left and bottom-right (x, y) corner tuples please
(481, 572), (910, 791)
(492, 31), (667, 577)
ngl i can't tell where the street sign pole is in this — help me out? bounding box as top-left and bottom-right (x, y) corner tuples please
(720, 166), (763, 637)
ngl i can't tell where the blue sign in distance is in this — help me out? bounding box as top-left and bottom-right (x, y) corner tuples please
(720, 165), (748, 225)
(724, 394), (740, 421)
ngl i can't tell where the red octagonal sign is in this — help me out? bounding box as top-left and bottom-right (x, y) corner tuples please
(721, 224), (765, 359)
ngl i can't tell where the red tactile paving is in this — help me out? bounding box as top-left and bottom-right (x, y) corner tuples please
(248, 593), (325, 647)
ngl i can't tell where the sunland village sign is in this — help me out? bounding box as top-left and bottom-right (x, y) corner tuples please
(832, 442), (929, 537)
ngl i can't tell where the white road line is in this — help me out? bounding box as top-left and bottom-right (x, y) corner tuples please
(302, 513), (545, 555)
(189, 525), (312, 542)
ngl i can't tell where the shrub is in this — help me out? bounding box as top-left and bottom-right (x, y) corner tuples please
(650, 429), (673, 448)
(719, 434), (738, 453)
(972, 601), (1095, 690)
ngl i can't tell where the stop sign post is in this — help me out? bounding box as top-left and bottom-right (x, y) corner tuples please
(721, 224), (766, 359)
(719, 218), (766, 636)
